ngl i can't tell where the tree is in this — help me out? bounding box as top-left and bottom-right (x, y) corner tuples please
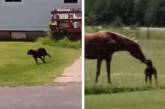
(85, 0), (165, 27)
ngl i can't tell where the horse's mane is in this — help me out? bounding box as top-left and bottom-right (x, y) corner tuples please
(110, 32), (137, 42)
(85, 31), (138, 44)
(101, 31), (138, 44)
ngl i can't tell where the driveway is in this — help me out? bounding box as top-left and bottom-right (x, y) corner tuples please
(0, 57), (82, 109)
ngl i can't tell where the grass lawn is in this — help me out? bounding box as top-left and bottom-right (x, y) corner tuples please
(0, 41), (80, 86)
(85, 39), (165, 94)
(85, 27), (165, 108)
(85, 89), (165, 109)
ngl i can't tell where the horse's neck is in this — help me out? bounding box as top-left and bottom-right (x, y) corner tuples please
(111, 43), (134, 52)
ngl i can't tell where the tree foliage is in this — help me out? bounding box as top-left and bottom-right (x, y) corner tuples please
(85, 0), (165, 27)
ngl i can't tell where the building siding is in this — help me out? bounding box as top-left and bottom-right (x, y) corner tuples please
(0, 0), (81, 31)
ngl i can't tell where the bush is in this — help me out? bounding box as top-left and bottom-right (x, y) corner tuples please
(37, 36), (81, 49)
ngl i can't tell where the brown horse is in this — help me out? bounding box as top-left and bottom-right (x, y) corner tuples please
(85, 31), (147, 83)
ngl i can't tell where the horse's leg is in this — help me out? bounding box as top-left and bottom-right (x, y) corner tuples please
(95, 59), (102, 83)
(154, 73), (158, 85)
(106, 56), (112, 84)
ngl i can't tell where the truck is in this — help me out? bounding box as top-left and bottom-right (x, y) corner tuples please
(49, 8), (81, 40)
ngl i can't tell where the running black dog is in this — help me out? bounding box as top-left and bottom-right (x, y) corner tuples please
(27, 48), (51, 64)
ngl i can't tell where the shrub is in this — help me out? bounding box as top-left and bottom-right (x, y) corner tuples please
(85, 84), (164, 95)
(37, 36), (81, 49)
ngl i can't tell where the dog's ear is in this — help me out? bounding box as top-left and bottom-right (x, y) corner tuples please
(27, 50), (30, 55)
(27, 49), (32, 55)
(145, 59), (153, 66)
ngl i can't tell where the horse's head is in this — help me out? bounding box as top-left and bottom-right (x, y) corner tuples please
(105, 32), (146, 63)
(129, 43), (146, 63)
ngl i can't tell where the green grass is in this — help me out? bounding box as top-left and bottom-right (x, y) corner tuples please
(85, 27), (165, 108)
(85, 89), (165, 109)
(0, 41), (80, 86)
(85, 39), (165, 94)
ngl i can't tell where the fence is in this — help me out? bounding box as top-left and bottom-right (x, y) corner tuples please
(85, 26), (165, 40)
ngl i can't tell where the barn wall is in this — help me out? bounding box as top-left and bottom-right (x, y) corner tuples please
(26, 31), (46, 41)
(0, 0), (81, 31)
(0, 31), (46, 41)
(0, 0), (81, 40)
(0, 31), (11, 40)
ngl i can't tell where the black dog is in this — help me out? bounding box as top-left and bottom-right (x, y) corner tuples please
(145, 59), (158, 85)
(27, 48), (51, 64)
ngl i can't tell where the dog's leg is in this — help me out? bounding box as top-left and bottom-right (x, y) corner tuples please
(34, 57), (38, 64)
(40, 57), (46, 63)
(149, 75), (152, 84)
(42, 55), (45, 60)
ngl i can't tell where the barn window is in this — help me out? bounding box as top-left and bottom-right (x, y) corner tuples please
(5, 0), (22, 2)
(64, 0), (77, 3)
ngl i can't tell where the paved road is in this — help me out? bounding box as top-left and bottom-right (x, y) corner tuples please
(0, 84), (81, 109)
(0, 58), (82, 109)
